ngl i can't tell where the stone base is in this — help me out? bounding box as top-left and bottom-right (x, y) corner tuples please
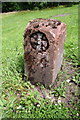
(24, 18), (66, 85)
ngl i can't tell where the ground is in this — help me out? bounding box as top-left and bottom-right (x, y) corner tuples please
(32, 59), (79, 109)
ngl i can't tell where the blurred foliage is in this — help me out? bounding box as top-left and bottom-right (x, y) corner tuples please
(2, 2), (79, 13)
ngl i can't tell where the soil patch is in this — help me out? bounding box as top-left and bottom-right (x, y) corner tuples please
(32, 59), (79, 109)
(50, 13), (71, 18)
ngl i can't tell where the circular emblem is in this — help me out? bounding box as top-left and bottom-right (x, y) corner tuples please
(30, 32), (49, 52)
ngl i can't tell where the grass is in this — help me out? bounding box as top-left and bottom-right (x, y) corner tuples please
(1, 4), (79, 118)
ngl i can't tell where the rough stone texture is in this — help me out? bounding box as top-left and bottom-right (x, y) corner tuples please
(24, 18), (66, 85)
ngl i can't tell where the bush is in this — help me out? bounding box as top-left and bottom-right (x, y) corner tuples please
(2, 2), (78, 13)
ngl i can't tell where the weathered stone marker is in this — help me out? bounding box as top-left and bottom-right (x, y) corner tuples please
(24, 18), (66, 85)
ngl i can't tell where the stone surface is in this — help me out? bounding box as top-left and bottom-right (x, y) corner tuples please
(24, 18), (66, 85)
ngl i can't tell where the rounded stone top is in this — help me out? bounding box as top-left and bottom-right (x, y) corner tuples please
(28, 18), (61, 28)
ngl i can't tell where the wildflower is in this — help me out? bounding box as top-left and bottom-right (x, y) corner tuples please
(58, 97), (61, 105)
(55, 104), (58, 106)
(17, 105), (22, 109)
(37, 104), (40, 107)
(66, 79), (70, 83)
(77, 113), (79, 116)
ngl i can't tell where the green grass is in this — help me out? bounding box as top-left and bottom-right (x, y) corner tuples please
(1, 5), (79, 118)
